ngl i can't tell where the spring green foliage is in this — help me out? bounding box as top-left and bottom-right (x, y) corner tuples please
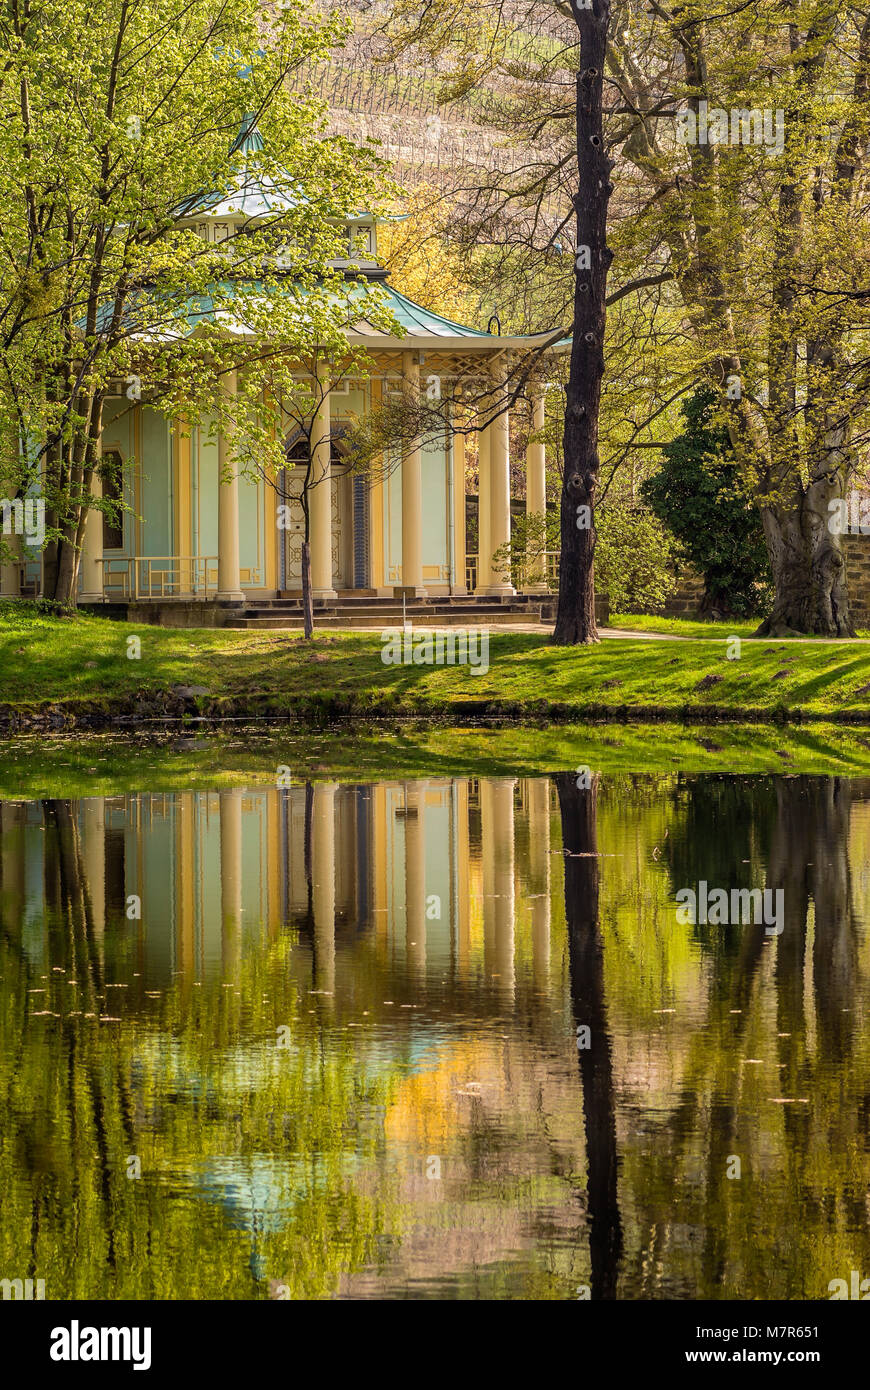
(642, 389), (772, 618)
(491, 510), (558, 588)
(490, 500), (674, 614)
(595, 499), (675, 614)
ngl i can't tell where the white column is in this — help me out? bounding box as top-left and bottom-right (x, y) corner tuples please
(474, 422), (491, 595)
(525, 387), (548, 593)
(450, 409), (467, 595)
(79, 452), (104, 601)
(487, 361), (515, 596)
(400, 351), (425, 596)
(217, 368), (244, 601)
(310, 374), (336, 599)
(0, 529), (22, 598)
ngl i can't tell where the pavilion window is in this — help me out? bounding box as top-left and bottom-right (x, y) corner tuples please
(345, 225), (373, 258)
(100, 448), (124, 550)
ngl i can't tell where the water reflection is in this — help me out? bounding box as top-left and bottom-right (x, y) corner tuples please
(1, 774), (869, 1299)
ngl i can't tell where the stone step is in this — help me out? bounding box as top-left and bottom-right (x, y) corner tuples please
(238, 601), (540, 617)
(270, 592), (548, 607)
(240, 604), (534, 619)
(228, 610), (545, 630)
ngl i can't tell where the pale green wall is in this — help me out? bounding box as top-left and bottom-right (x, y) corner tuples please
(194, 415), (219, 561)
(383, 438), (449, 582)
(421, 436), (448, 575)
(238, 467), (262, 581)
(140, 407), (172, 557)
(195, 412), (264, 584)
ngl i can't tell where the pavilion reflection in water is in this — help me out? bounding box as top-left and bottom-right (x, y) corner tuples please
(1, 779), (555, 990)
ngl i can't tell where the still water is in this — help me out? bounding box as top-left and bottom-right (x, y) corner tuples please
(2, 772), (869, 1299)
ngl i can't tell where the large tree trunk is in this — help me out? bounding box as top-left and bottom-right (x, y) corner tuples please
(553, 0), (613, 646)
(41, 533), (82, 607)
(756, 487), (855, 637)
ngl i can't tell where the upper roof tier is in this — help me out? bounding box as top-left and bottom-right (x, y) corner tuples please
(90, 114), (568, 354)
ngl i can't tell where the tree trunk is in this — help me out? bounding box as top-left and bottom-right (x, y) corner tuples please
(301, 539), (314, 639)
(755, 491), (855, 637)
(553, 0), (612, 646)
(52, 537), (80, 608)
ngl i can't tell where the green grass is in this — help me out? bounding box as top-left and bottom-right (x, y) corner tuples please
(610, 611), (870, 640)
(6, 601), (870, 723)
(609, 613), (756, 638)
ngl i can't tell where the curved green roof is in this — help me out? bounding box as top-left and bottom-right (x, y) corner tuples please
(375, 286), (491, 338)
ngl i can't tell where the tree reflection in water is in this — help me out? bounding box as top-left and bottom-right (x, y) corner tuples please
(0, 773), (867, 1299)
(554, 772), (622, 1299)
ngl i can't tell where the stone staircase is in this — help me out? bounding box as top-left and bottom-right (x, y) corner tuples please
(223, 591), (608, 630)
(224, 592), (549, 630)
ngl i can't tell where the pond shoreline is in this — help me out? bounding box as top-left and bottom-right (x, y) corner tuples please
(5, 691), (870, 732)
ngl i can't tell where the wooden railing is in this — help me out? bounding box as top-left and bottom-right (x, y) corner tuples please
(98, 556), (218, 599)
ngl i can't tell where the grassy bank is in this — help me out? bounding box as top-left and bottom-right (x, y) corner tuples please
(6, 603), (870, 726)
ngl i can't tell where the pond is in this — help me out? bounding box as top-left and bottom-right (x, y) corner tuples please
(2, 760), (869, 1299)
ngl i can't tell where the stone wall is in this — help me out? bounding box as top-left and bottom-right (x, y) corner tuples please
(661, 562), (706, 618)
(647, 534), (870, 626)
(843, 533), (870, 627)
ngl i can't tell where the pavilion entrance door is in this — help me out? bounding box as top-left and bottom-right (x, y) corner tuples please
(281, 464), (352, 591)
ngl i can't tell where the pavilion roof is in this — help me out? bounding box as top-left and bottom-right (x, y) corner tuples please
(90, 278), (567, 355)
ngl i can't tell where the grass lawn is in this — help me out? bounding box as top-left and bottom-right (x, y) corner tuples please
(610, 612), (870, 640)
(5, 601), (870, 723)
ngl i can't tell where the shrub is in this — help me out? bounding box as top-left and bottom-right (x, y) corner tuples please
(641, 387), (772, 618)
(595, 499), (676, 613)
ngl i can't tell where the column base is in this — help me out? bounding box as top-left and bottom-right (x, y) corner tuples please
(477, 583), (516, 597)
(217, 590), (245, 603)
(312, 588), (337, 600)
(79, 592), (106, 603)
(524, 582), (550, 595)
(393, 585), (427, 599)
